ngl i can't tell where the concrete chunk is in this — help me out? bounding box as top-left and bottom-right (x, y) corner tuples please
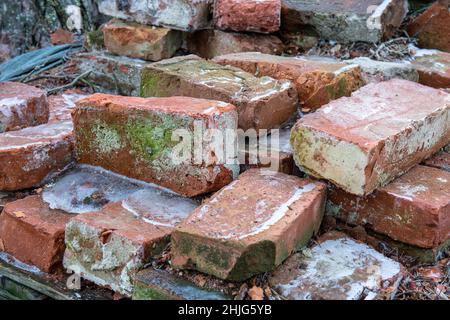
(141, 55), (298, 130)
(291, 79), (450, 196)
(281, 0), (408, 43)
(213, 52), (364, 111)
(172, 169), (326, 281)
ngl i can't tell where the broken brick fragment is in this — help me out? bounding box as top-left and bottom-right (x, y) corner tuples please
(47, 92), (87, 123)
(0, 195), (72, 273)
(214, 0), (281, 34)
(407, 2), (450, 53)
(269, 231), (405, 300)
(73, 94), (239, 197)
(103, 19), (182, 61)
(327, 165), (450, 249)
(213, 52), (364, 110)
(64, 188), (199, 296)
(291, 79), (450, 196)
(0, 82), (48, 133)
(171, 169), (326, 281)
(140, 55), (298, 131)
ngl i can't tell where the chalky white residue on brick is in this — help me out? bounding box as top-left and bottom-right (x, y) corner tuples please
(276, 237), (402, 300)
(387, 184), (429, 201)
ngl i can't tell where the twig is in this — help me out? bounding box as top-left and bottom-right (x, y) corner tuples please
(46, 71), (91, 94)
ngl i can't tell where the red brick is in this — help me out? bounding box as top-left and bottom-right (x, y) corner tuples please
(410, 49), (450, 88)
(103, 19), (182, 61)
(47, 92), (87, 123)
(0, 121), (74, 191)
(407, 3), (450, 53)
(291, 79), (450, 196)
(50, 28), (74, 45)
(186, 29), (284, 59)
(64, 188), (199, 295)
(0, 195), (71, 273)
(172, 169), (326, 281)
(0, 82), (48, 133)
(73, 94), (239, 197)
(213, 52), (364, 111)
(214, 0), (281, 34)
(423, 151), (450, 172)
(327, 166), (450, 249)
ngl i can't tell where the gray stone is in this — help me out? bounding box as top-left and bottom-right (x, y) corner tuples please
(281, 0), (408, 43)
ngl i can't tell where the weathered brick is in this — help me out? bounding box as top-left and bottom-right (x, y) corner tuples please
(214, 0), (281, 34)
(269, 231), (405, 300)
(423, 151), (450, 172)
(291, 79), (450, 196)
(64, 188), (199, 296)
(103, 19), (182, 61)
(0, 121), (74, 191)
(133, 268), (229, 300)
(0, 82), (48, 133)
(172, 169), (326, 281)
(98, 0), (213, 31)
(281, 0), (408, 43)
(186, 29), (284, 59)
(410, 49), (450, 89)
(71, 52), (149, 96)
(343, 57), (419, 83)
(0, 195), (71, 273)
(47, 92), (87, 123)
(73, 94), (239, 197)
(213, 52), (364, 111)
(141, 55), (298, 130)
(407, 2), (450, 53)
(327, 165), (450, 249)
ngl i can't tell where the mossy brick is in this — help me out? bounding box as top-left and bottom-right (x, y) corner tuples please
(213, 52), (365, 111)
(171, 169), (326, 281)
(73, 94), (239, 197)
(140, 55), (298, 131)
(291, 79), (450, 196)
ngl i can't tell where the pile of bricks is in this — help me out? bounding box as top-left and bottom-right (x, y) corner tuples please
(0, 0), (449, 300)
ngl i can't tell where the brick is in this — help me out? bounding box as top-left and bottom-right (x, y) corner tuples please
(64, 188), (199, 296)
(141, 55), (298, 131)
(71, 52), (149, 96)
(327, 166), (450, 249)
(0, 195), (71, 273)
(343, 57), (419, 83)
(407, 2), (450, 53)
(291, 79), (450, 196)
(410, 49), (450, 89)
(213, 0), (281, 34)
(423, 151), (450, 172)
(98, 0), (213, 31)
(103, 19), (182, 61)
(0, 82), (48, 133)
(281, 0), (408, 43)
(186, 29), (284, 59)
(133, 268), (229, 300)
(47, 92), (87, 123)
(213, 52), (364, 111)
(74, 94), (239, 197)
(240, 127), (295, 175)
(0, 121), (74, 191)
(171, 169), (326, 281)
(269, 232), (405, 300)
